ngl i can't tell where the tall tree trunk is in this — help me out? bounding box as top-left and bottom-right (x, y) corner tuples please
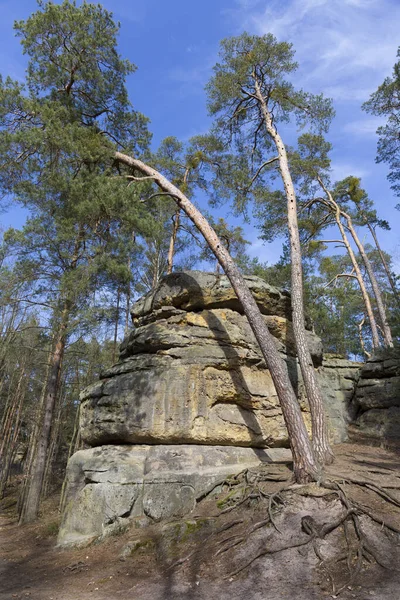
(112, 288), (121, 364)
(358, 316), (371, 359)
(115, 151), (320, 483)
(368, 224), (400, 307)
(344, 215), (393, 347)
(319, 182), (381, 351)
(167, 208), (181, 274)
(18, 348), (52, 516)
(19, 301), (70, 523)
(0, 363), (26, 497)
(253, 80), (334, 466)
(42, 387), (63, 499)
(124, 230), (135, 335)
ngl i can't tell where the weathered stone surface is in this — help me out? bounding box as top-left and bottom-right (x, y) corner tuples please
(80, 352), (295, 448)
(80, 350), (357, 448)
(354, 350), (400, 442)
(356, 377), (400, 410)
(57, 444), (290, 547)
(121, 307), (321, 363)
(131, 271), (293, 322)
(355, 351), (400, 411)
(81, 294), (324, 449)
(355, 407), (400, 442)
(317, 357), (361, 442)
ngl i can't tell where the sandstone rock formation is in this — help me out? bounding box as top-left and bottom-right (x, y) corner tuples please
(80, 272), (324, 449)
(58, 272), (362, 547)
(352, 349), (400, 444)
(58, 444), (289, 546)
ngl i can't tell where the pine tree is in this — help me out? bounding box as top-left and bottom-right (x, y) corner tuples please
(204, 33), (335, 465)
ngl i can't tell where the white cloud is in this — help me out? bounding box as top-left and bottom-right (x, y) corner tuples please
(342, 117), (385, 136)
(229, 0), (400, 103)
(330, 162), (368, 182)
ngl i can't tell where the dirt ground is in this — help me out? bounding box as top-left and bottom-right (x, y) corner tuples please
(1, 442), (400, 600)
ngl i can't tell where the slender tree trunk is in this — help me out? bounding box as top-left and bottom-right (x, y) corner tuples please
(0, 364), (26, 497)
(125, 290), (131, 335)
(152, 245), (161, 289)
(42, 388), (63, 499)
(167, 208), (180, 274)
(19, 302), (70, 524)
(18, 348), (52, 516)
(344, 215), (393, 347)
(125, 241), (133, 336)
(319, 182), (381, 351)
(112, 288), (121, 364)
(358, 316), (371, 359)
(253, 80), (334, 466)
(368, 224), (400, 307)
(115, 151), (320, 483)
(0, 372), (17, 462)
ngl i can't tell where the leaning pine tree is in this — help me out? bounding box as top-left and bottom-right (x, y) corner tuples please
(204, 33), (335, 465)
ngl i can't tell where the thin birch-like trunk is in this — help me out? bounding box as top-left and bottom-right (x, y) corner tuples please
(0, 363), (26, 497)
(18, 349), (52, 516)
(42, 389), (63, 499)
(59, 402), (81, 514)
(358, 317), (371, 359)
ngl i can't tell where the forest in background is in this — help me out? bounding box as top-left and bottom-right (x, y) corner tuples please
(0, 1), (399, 518)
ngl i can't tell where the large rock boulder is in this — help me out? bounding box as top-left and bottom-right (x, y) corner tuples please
(80, 272), (323, 449)
(59, 272), (363, 547)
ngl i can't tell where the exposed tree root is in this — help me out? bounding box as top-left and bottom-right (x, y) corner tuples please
(161, 454), (400, 597)
(211, 464), (400, 595)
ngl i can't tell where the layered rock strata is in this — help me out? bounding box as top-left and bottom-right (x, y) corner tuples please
(58, 272), (362, 547)
(80, 272), (323, 449)
(352, 350), (400, 443)
(58, 444), (290, 547)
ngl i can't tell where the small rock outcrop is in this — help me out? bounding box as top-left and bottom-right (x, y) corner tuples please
(58, 272), (361, 547)
(352, 349), (400, 444)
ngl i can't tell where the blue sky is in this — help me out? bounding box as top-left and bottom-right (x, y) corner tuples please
(0, 0), (399, 272)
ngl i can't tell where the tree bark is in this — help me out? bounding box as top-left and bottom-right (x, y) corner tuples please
(253, 80), (334, 466)
(17, 348), (52, 517)
(42, 388), (63, 499)
(59, 402), (81, 514)
(115, 150), (320, 483)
